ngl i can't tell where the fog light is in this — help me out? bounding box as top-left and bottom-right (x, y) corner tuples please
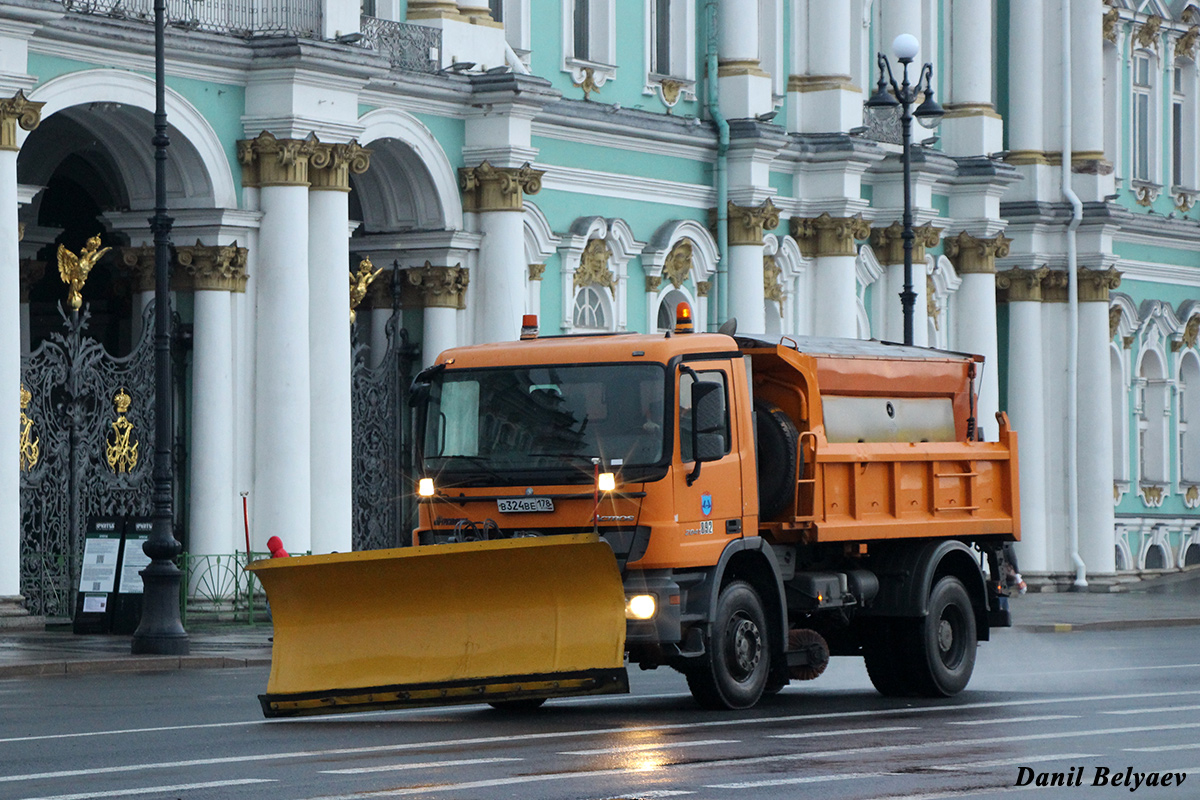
(418, 478), (435, 497)
(626, 594), (657, 620)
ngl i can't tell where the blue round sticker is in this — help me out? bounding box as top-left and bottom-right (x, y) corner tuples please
(701, 493), (713, 516)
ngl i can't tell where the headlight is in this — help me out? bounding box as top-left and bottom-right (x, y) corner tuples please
(418, 478), (435, 497)
(625, 594), (657, 620)
(598, 471), (616, 492)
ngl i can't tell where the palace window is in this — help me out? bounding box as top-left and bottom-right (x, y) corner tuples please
(1181, 351), (1200, 482)
(1132, 53), (1156, 182)
(572, 285), (611, 331)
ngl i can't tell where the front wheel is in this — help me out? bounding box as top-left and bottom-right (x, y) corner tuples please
(686, 581), (771, 710)
(910, 576), (977, 697)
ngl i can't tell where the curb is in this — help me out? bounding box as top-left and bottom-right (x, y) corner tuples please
(0, 654), (272, 679)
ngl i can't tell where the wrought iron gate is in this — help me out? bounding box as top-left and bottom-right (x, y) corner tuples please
(351, 309), (417, 551)
(19, 303), (162, 618)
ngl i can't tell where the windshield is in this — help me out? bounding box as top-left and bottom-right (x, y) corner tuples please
(421, 363), (667, 484)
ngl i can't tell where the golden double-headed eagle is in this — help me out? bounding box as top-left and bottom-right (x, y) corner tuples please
(57, 235), (111, 310)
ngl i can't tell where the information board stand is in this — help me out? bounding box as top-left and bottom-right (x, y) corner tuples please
(111, 518), (152, 635)
(73, 517), (124, 634)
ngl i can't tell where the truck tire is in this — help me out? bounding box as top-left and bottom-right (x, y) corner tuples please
(754, 401), (799, 520)
(686, 581), (771, 709)
(863, 619), (917, 697)
(909, 576), (977, 696)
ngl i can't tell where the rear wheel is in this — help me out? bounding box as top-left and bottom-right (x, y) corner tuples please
(687, 581), (771, 709)
(909, 576), (977, 696)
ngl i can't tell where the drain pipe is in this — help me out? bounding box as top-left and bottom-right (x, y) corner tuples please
(1062, 0), (1087, 589)
(705, 0), (729, 330)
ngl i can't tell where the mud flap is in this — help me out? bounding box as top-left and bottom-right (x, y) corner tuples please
(247, 534), (629, 717)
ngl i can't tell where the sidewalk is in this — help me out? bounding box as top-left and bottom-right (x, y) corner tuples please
(0, 570), (1197, 680)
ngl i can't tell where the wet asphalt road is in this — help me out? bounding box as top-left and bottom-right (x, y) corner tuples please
(2, 624), (1199, 800)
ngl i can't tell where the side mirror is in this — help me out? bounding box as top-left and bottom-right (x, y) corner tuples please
(691, 381), (725, 463)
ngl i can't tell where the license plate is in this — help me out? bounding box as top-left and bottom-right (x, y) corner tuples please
(497, 497), (554, 513)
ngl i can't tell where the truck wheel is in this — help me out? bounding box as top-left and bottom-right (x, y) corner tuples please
(863, 620), (916, 697)
(686, 581), (771, 710)
(754, 401), (798, 520)
(910, 576), (977, 697)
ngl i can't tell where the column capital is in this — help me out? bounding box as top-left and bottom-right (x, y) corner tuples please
(310, 140), (372, 191)
(944, 231), (1012, 275)
(696, 280), (711, 297)
(175, 241), (249, 292)
(459, 161), (543, 212)
(645, 275), (663, 294)
(725, 199), (780, 246)
(869, 221), (943, 266)
(406, 0), (463, 21)
(528, 263), (546, 281)
(0, 90), (43, 151)
(1039, 270), (1071, 303)
(19, 259), (44, 303)
(237, 131), (317, 188)
(996, 266), (1049, 302)
(1078, 266), (1122, 302)
(407, 262), (469, 309)
(790, 213), (870, 258)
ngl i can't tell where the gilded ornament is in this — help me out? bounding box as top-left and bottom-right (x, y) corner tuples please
(528, 263), (546, 281)
(659, 79), (682, 108)
(1109, 305), (1124, 341)
(1103, 4), (1118, 44)
(1177, 25), (1200, 61)
(662, 239), (694, 289)
(1183, 315), (1200, 349)
(1185, 485), (1200, 508)
(574, 67), (600, 100)
(1140, 485), (1164, 507)
(763, 255), (784, 314)
(0, 89), (45, 151)
(927, 275), (940, 330)
(1135, 15), (1162, 51)
(1175, 191), (1196, 213)
(996, 266), (1049, 302)
(407, 262), (469, 309)
(57, 236), (111, 311)
(1134, 184), (1158, 206)
(574, 238), (616, 296)
(349, 257), (383, 324)
(791, 213), (870, 258)
(19, 384), (38, 473)
(105, 388), (139, 474)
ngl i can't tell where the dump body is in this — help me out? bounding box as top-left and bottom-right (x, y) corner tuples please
(251, 328), (1019, 715)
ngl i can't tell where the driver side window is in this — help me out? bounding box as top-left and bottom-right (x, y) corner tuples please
(679, 369), (730, 462)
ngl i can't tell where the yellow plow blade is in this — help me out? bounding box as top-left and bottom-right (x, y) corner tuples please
(246, 534), (628, 717)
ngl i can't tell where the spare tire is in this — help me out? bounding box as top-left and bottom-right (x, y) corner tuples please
(754, 400), (799, 520)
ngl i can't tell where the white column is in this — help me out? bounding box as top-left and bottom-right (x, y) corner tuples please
(727, 244), (766, 333)
(946, 233), (1006, 437)
(1007, 0), (1045, 157)
(717, 0), (771, 119)
(409, 264), (467, 366)
(307, 142), (366, 556)
(880, 0), (925, 64)
(941, 0), (1001, 157)
(1077, 271), (1119, 574)
(1070, 0), (1105, 159)
(793, 214), (867, 339)
(998, 269), (1049, 572)
(793, 0), (859, 133)
(1040, 288), (1071, 572)
(0, 145), (19, 600)
(188, 289), (236, 564)
(464, 163), (543, 344)
(247, 134), (314, 555)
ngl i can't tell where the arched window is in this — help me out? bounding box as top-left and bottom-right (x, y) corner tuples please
(1139, 349), (1170, 485)
(1180, 351), (1200, 482)
(573, 284), (610, 331)
(657, 289), (692, 333)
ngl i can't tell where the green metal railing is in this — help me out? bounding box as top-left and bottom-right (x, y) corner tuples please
(178, 551), (271, 627)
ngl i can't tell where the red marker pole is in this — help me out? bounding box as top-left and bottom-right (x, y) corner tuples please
(241, 492), (251, 559)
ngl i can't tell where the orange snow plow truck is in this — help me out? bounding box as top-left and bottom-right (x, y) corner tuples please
(248, 309), (1019, 717)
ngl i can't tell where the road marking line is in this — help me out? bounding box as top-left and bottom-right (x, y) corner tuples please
(5, 686), (1200, 746)
(1103, 704), (1200, 715)
(293, 724), (1200, 798)
(560, 739), (737, 755)
(15, 778), (275, 800)
(769, 725), (920, 738)
(321, 757), (522, 774)
(1019, 663), (1200, 676)
(948, 715), (1081, 725)
(1126, 743), (1200, 752)
(4, 691), (1200, 784)
(930, 753), (1099, 771)
(708, 771), (885, 789)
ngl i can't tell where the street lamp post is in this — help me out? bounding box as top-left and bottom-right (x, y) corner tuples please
(865, 34), (944, 346)
(131, 0), (188, 655)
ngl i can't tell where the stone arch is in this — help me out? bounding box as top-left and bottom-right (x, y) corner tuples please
(642, 219), (718, 330)
(22, 69), (235, 208)
(355, 108), (462, 232)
